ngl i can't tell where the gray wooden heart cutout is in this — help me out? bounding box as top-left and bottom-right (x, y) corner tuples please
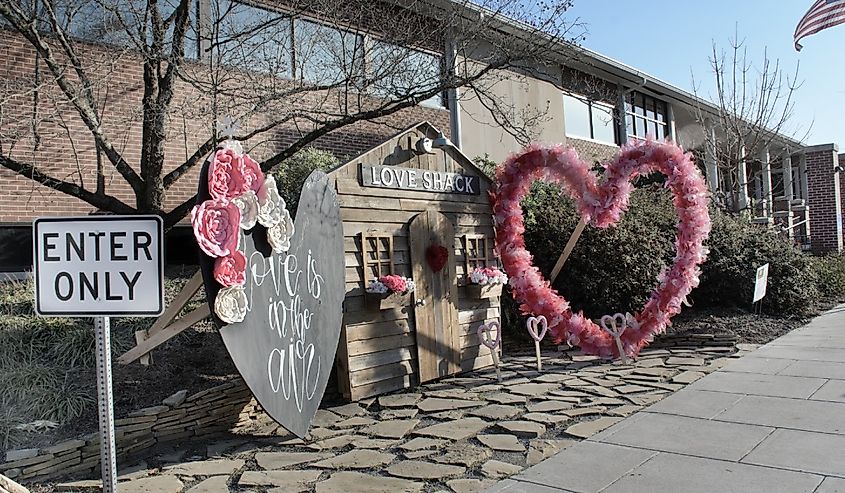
(199, 168), (344, 438)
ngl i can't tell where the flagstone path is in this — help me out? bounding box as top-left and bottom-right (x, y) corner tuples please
(53, 336), (746, 493)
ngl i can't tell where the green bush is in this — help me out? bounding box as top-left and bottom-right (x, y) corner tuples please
(524, 182), (677, 315)
(809, 254), (845, 302)
(695, 211), (819, 316)
(272, 147), (340, 216)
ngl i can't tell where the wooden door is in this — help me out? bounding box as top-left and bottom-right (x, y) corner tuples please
(410, 210), (460, 382)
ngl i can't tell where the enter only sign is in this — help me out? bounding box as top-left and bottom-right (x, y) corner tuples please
(33, 216), (164, 316)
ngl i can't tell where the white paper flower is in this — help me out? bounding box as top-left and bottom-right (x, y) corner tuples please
(257, 176), (285, 227)
(214, 285), (248, 324)
(404, 278), (416, 293)
(232, 190), (259, 230)
(267, 211), (294, 253)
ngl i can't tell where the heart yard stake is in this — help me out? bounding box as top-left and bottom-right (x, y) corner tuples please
(492, 139), (711, 359)
(526, 315), (548, 371)
(477, 321), (502, 381)
(600, 313), (632, 365)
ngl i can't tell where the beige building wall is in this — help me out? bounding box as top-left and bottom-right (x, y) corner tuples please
(459, 68), (565, 164)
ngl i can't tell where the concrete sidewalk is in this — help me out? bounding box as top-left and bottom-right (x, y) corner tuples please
(485, 305), (845, 493)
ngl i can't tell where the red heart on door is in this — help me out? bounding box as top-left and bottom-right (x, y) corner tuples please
(426, 244), (449, 273)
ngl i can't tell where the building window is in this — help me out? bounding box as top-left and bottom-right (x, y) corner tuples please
(56, 0), (199, 59)
(625, 92), (669, 141)
(563, 93), (616, 144)
(213, 0), (293, 76)
(370, 41), (445, 108)
(362, 234), (394, 285)
(294, 19), (364, 84)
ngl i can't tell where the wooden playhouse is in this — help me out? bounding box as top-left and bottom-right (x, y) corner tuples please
(328, 122), (503, 400)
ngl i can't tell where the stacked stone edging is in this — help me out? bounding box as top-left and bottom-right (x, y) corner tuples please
(1, 379), (254, 482)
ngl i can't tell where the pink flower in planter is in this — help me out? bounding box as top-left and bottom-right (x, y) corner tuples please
(208, 148), (246, 200)
(214, 250), (247, 287)
(191, 198), (241, 258)
(240, 153), (264, 194)
(379, 275), (407, 294)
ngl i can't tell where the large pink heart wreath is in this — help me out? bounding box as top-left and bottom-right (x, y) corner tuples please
(492, 140), (711, 358)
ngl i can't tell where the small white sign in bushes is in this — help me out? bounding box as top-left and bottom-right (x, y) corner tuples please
(753, 263), (770, 303)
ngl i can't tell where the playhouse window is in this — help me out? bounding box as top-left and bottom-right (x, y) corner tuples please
(463, 234), (490, 275)
(362, 234), (394, 285)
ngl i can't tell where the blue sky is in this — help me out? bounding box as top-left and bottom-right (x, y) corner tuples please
(565, 0), (845, 147)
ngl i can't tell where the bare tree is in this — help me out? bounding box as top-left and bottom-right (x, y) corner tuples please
(691, 29), (807, 213)
(0, 0), (581, 227)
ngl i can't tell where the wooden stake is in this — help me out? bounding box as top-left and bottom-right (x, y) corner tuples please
(534, 340), (542, 371)
(549, 218), (586, 284)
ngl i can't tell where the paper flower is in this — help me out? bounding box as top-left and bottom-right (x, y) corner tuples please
(366, 280), (389, 294)
(208, 148), (246, 201)
(214, 285), (248, 324)
(191, 198), (241, 258)
(367, 275), (415, 295)
(470, 266), (508, 285)
(232, 190), (259, 230)
(240, 154), (264, 194)
(214, 250), (247, 287)
(257, 176), (285, 227)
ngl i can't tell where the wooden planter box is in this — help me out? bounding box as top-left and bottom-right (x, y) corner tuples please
(466, 283), (503, 299)
(364, 291), (410, 310)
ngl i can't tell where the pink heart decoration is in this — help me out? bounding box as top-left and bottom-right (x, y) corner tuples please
(526, 315), (549, 342)
(477, 321), (502, 349)
(492, 140), (710, 359)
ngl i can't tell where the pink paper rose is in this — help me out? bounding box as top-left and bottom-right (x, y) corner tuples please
(208, 148), (246, 200)
(379, 275), (407, 293)
(191, 198), (241, 258)
(214, 250), (247, 287)
(240, 154), (264, 194)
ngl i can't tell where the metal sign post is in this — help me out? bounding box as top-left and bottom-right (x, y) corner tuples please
(94, 316), (118, 492)
(32, 215), (164, 492)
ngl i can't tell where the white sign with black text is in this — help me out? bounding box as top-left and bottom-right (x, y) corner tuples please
(753, 263), (770, 303)
(33, 216), (164, 316)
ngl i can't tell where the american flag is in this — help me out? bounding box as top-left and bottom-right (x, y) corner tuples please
(794, 0), (845, 51)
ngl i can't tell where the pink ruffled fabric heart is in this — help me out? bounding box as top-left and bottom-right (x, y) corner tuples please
(492, 139), (711, 359)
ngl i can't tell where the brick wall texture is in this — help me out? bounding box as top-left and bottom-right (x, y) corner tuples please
(806, 147), (842, 253)
(0, 28), (449, 225)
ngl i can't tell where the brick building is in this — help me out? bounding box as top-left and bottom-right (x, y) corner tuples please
(1, 0), (840, 273)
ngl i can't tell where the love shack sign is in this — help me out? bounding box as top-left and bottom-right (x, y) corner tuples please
(33, 216), (164, 316)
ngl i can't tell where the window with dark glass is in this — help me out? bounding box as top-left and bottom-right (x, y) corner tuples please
(563, 93), (616, 144)
(625, 92), (669, 140)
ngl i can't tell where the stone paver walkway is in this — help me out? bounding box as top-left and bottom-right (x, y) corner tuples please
(52, 334), (744, 492)
(486, 305), (845, 493)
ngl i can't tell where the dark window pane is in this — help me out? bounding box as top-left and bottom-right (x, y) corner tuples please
(646, 97), (656, 120)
